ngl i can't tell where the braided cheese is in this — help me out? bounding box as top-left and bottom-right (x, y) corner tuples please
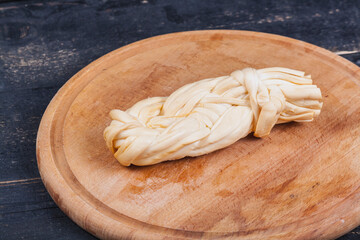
(104, 67), (322, 166)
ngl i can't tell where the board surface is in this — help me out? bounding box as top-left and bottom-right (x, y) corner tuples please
(36, 30), (360, 239)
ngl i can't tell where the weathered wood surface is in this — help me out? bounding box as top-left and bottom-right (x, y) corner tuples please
(1, 0), (360, 239)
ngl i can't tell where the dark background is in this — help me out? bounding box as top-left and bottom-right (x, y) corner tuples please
(1, 0), (359, 239)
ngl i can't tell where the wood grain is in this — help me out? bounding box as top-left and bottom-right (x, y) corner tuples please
(36, 30), (360, 239)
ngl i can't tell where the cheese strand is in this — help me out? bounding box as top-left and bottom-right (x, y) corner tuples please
(104, 67), (323, 166)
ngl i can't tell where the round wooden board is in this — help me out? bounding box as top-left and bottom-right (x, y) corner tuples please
(36, 30), (360, 240)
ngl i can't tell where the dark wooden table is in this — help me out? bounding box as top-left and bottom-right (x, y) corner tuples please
(0, 0), (359, 239)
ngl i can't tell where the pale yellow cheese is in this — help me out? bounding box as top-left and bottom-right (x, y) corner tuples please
(104, 67), (323, 166)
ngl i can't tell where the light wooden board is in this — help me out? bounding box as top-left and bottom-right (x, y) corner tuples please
(36, 30), (360, 240)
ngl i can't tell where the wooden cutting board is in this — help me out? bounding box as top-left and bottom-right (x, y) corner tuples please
(36, 30), (360, 240)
